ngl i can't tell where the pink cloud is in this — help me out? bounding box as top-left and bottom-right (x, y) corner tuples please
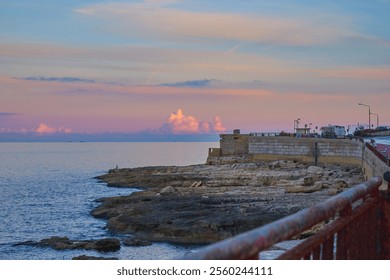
(213, 116), (226, 132)
(200, 122), (210, 133)
(159, 109), (226, 134)
(34, 123), (72, 134)
(167, 109), (199, 133)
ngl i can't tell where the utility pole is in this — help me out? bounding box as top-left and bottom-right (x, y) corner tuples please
(370, 112), (379, 128)
(358, 103), (371, 129)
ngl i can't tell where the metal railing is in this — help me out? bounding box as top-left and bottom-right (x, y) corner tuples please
(183, 176), (384, 260)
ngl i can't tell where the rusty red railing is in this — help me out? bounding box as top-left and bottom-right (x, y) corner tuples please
(183, 176), (388, 260)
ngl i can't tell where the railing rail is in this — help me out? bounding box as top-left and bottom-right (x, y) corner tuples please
(183, 176), (383, 260)
(277, 193), (379, 259)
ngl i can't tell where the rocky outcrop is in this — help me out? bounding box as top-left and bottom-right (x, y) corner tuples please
(94, 159), (364, 244)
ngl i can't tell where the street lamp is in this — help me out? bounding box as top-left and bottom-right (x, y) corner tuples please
(358, 103), (371, 129)
(370, 112), (379, 128)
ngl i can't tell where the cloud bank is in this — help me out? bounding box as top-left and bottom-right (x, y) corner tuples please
(160, 79), (217, 88)
(0, 112), (19, 117)
(76, 1), (359, 46)
(20, 77), (96, 83)
(159, 109), (226, 134)
(34, 123), (72, 134)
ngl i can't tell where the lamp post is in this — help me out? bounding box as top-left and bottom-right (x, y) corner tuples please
(370, 113), (379, 128)
(358, 103), (371, 129)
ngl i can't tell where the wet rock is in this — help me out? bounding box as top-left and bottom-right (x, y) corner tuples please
(72, 255), (119, 260)
(39, 236), (74, 250)
(93, 238), (120, 252)
(123, 237), (152, 247)
(15, 236), (121, 252)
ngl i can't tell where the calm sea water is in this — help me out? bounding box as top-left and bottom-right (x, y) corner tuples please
(0, 142), (217, 260)
(1, 137), (389, 260)
(373, 136), (390, 146)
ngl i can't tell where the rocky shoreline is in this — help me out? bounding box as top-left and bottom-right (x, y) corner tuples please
(93, 156), (364, 244)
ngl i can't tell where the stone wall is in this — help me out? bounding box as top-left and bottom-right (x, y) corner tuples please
(248, 137), (363, 166)
(220, 134), (249, 156)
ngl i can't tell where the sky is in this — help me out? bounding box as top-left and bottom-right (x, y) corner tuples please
(0, 0), (389, 141)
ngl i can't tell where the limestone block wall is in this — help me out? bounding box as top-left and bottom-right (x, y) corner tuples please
(220, 134), (249, 156)
(248, 137), (313, 162)
(315, 139), (363, 165)
(248, 137), (363, 166)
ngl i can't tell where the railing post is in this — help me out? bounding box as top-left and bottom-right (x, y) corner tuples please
(380, 172), (390, 259)
(386, 172), (390, 190)
(336, 205), (351, 260)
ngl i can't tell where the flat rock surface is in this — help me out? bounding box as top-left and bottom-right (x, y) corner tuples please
(94, 158), (364, 244)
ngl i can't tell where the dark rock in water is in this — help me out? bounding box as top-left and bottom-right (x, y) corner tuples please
(39, 236), (74, 250)
(93, 238), (120, 252)
(13, 240), (39, 247)
(123, 237), (152, 247)
(72, 255), (119, 260)
(14, 236), (121, 252)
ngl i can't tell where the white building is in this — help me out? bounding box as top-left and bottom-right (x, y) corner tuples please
(320, 125), (346, 138)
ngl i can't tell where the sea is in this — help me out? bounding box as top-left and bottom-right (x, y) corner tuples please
(0, 142), (216, 260)
(1, 137), (389, 260)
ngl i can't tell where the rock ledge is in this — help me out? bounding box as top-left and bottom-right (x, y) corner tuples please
(94, 159), (364, 244)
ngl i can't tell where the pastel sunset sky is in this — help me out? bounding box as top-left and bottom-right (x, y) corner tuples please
(1, 0), (389, 140)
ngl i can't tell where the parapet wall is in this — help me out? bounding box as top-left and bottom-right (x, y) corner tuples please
(248, 137), (363, 166)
